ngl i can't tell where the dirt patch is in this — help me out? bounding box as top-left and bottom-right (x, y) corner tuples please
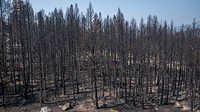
(0, 101), (190, 112)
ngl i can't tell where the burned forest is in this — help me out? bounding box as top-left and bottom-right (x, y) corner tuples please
(0, 0), (200, 111)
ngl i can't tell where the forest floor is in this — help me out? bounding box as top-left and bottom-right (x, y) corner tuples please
(0, 93), (196, 112)
(0, 101), (193, 112)
(0, 82), (199, 112)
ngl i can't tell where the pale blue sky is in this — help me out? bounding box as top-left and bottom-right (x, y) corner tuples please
(30, 0), (200, 26)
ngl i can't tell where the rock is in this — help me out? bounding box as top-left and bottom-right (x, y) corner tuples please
(181, 105), (190, 111)
(59, 105), (62, 108)
(175, 101), (183, 108)
(153, 106), (159, 111)
(180, 101), (190, 111)
(169, 100), (176, 104)
(98, 100), (107, 108)
(109, 109), (118, 112)
(40, 107), (52, 112)
(90, 103), (95, 107)
(61, 103), (72, 111)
